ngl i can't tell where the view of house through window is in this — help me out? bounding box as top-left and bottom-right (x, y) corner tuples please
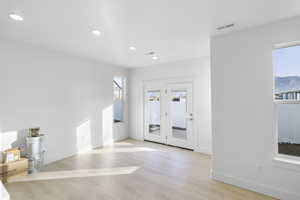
(113, 77), (125, 123)
(273, 44), (300, 157)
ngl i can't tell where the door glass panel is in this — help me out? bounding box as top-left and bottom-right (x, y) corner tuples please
(171, 90), (187, 140)
(148, 90), (161, 135)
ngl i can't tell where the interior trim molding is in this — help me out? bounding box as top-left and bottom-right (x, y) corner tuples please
(194, 147), (212, 155)
(212, 170), (300, 200)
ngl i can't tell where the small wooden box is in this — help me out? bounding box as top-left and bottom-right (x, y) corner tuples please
(0, 158), (28, 183)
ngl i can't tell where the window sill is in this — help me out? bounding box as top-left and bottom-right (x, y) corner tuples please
(273, 156), (300, 172)
(274, 100), (300, 104)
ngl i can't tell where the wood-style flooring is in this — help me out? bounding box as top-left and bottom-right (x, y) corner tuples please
(5, 139), (276, 200)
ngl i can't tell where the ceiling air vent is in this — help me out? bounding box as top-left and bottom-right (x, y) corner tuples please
(145, 51), (155, 56)
(216, 23), (235, 31)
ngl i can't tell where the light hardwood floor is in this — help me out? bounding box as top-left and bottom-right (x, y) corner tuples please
(5, 140), (276, 200)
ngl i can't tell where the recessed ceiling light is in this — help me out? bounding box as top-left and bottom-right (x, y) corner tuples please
(152, 56), (158, 60)
(9, 13), (24, 21)
(91, 30), (101, 36)
(129, 46), (136, 51)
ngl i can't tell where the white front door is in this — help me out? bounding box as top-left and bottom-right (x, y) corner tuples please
(144, 81), (194, 149)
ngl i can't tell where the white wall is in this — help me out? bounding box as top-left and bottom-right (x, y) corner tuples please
(129, 58), (212, 154)
(0, 39), (128, 164)
(211, 16), (300, 200)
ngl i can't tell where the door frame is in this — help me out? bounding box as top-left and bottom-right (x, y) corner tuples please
(143, 77), (196, 150)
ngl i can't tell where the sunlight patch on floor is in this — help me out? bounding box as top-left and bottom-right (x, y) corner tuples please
(8, 166), (140, 183)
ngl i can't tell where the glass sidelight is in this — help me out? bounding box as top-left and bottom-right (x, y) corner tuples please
(147, 90), (161, 135)
(166, 83), (193, 149)
(171, 90), (188, 140)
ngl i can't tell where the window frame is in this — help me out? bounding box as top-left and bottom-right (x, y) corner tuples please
(273, 41), (300, 166)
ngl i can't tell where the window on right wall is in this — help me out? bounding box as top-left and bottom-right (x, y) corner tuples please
(273, 44), (300, 158)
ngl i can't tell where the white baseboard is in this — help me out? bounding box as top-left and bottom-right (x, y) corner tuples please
(115, 135), (130, 142)
(45, 151), (76, 165)
(194, 146), (212, 155)
(128, 135), (143, 141)
(212, 171), (300, 200)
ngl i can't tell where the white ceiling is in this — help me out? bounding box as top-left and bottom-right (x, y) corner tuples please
(1, 0), (300, 68)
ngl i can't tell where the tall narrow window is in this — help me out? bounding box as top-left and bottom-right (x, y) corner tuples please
(113, 77), (125, 123)
(273, 44), (300, 158)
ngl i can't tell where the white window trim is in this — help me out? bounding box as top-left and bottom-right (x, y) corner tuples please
(274, 100), (300, 104)
(274, 40), (300, 49)
(273, 156), (300, 172)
